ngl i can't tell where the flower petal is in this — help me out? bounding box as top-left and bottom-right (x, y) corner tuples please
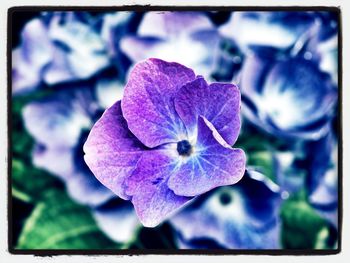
(220, 11), (316, 51)
(138, 11), (213, 39)
(42, 48), (76, 85)
(120, 36), (165, 62)
(22, 95), (91, 148)
(33, 144), (114, 206)
(174, 77), (241, 145)
(92, 199), (140, 243)
(125, 150), (192, 227)
(12, 18), (52, 94)
(100, 12), (134, 57)
(167, 116), (246, 197)
(240, 54), (337, 139)
(121, 58), (196, 148)
(83, 101), (146, 200)
(47, 12), (109, 81)
(32, 145), (74, 177)
(65, 170), (115, 207)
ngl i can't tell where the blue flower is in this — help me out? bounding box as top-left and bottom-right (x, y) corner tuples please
(22, 85), (140, 243)
(305, 134), (338, 228)
(169, 169), (282, 249)
(219, 11), (317, 54)
(12, 12), (110, 94)
(239, 53), (337, 140)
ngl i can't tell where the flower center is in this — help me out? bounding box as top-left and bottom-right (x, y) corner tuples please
(177, 140), (193, 156)
(219, 192), (232, 206)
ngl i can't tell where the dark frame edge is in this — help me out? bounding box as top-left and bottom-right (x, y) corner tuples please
(6, 5), (343, 256)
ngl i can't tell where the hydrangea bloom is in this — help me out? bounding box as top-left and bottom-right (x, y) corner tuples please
(84, 58), (246, 227)
(239, 53), (337, 140)
(22, 86), (140, 243)
(12, 12), (110, 94)
(119, 12), (220, 80)
(169, 169), (282, 249)
(219, 11), (317, 54)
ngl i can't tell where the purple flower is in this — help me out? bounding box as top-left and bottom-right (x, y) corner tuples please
(169, 169), (282, 249)
(12, 12), (110, 94)
(119, 12), (220, 79)
(22, 86), (140, 243)
(240, 54), (337, 140)
(84, 58), (246, 227)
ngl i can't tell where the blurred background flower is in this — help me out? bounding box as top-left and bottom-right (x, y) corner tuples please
(169, 169), (282, 249)
(11, 9), (339, 250)
(120, 11), (221, 80)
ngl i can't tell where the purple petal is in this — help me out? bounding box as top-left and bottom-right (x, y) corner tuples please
(92, 200), (140, 243)
(83, 101), (146, 200)
(23, 98), (91, 148)
(138, 11), (213, 39)
(175, 77), (241, 145)
(121, 58), (196, 148)
(167, 116), (246, 197)
(124, 150), (192, 227)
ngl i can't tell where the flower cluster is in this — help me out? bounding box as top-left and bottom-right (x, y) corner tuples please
(13, 10), (339, 250)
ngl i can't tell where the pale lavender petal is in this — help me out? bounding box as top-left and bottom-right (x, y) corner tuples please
(83, 101), (146, 200)
(175, 77), (241, 145)
(42, 47), (76, 85)
(96, 79), (125, 109)
(47, 13), (109, 81)
(65, 170), (115, 207)
(32, 145), (74, 178)
(12, 18), (52, 94)
(167, 116), (246, 197)
(92, 200), (140, 243)
(100, 12), (134, 57)
(121, 58), (196, 148)
(33, 144), (114, 206)
(22, 98), (91, 148)
(138, 11), (213, 39)
(220, 12), (316, 51)
(12, 50), (40, 94)
(119, 36), (165, 62)
(124, 150), (192, 228)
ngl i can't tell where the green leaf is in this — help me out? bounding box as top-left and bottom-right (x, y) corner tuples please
(12, 159), (63, 203)
(281, 199), (329, 249)
(235, 122), (291, 152)
(247, 150), (276, 181)
(17, 190), (119, 249)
